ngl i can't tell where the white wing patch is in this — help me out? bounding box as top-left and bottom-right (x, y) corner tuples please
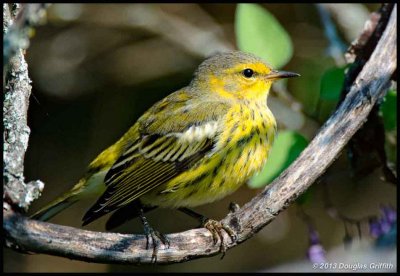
(111, 121), (219, 169)
(172, 121), (219, 142)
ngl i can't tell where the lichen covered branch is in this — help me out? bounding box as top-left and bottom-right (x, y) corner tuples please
(3, 4), (47, 210)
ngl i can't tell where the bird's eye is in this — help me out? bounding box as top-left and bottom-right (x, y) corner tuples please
(242, 68), (254, 78)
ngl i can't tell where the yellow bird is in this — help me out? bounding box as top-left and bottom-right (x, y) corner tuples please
(32, 51), (299, 257)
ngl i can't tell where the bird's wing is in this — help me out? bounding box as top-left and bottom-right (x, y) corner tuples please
(82, 91), (229, 225)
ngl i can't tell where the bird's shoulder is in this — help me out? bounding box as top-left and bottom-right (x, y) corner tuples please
(138, 88), (231, 136)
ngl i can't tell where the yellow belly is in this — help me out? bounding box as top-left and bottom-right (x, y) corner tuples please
(141, 102), (276, 208)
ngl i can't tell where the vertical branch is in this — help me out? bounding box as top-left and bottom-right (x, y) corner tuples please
(3, 4), (49, 210)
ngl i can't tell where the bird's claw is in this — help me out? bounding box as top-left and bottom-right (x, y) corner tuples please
(144, 225), (170, 263)
(203, 219), (237, 259)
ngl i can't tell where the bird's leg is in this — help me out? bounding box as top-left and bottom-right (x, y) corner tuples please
(105, 200), (157, 230)
(139, 208), (170, 263)
(178, 207), (237, 258)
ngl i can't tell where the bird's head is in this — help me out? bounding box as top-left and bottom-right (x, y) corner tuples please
(191, 51), (299, 101)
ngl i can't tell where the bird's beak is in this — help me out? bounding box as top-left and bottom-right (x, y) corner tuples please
(264, 70), (300, 81)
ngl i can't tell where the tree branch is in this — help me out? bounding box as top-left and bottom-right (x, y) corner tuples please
(3, 4), (396, 265)
(343, 3), (397, 184)
(3, 4), (48, 210)
(315, 3), (347, 66)
(3, 4), (50, 71)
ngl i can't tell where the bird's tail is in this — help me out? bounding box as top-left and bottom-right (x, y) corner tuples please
(30, 174), (105, 222)
(30, 195), (78, 222)
(30, 178), (89, 221)
(31, 139), (122, 222)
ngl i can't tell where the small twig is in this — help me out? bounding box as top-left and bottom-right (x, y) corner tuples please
(341, 3), (394, 99)
(345, 10), (381, 64)
(148, 4), (234, 57)
(54, 4), (234, 59)
(315, 4), (347, 66)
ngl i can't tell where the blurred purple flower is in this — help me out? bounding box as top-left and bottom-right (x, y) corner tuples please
(379, 217), (392, 234)
(307, 244), (326, 263)
(307, 227), (327, 263)
(309, 228), (320, 245)
(369, 205), (397, 240)
(369, 218), (381, 238)
(381, 205), (396, 224)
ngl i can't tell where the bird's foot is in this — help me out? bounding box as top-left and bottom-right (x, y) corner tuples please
(203, 218), (237, 259)
(142, 220), (170, 263)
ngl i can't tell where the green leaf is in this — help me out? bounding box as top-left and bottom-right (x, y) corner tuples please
(235, 4), (293, 69)
(316, 66), (347, 122)
(320, 66), (346, 101)
(249, 130), (308, 188)
(380, 89), (397, 131)
(291, 57), (334, 116)
(296, 188), (313, 205)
